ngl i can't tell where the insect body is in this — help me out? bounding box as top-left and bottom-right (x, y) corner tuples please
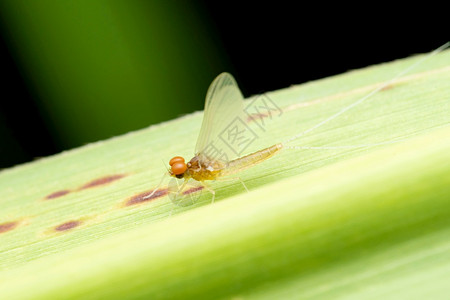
(170, 143), (283, 181)
(166, 73), (285, 202)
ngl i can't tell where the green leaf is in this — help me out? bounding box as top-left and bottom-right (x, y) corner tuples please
(0, 50), (449, 299)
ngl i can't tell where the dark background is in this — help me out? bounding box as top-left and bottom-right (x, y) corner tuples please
(0, 2), (447, 169)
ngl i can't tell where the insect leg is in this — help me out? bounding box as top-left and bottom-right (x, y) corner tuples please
(143, 173), (169, 200)
(238, 177), (249, 193)
(176, 178), (189, 199)
(214, 176), (249, 193)
(201, 181), (216, 204)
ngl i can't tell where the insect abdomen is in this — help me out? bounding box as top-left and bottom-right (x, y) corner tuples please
(221, 143), (283, 176)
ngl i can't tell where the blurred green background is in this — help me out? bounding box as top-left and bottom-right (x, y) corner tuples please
(0, 1), (231, 167)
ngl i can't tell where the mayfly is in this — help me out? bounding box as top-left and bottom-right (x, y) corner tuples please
(148, 43), (449, 205)
(165, 72), (280, 204)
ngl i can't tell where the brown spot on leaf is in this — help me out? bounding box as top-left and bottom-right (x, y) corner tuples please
(0, 221), (18, 234)
(381, 84), (394, 91)
(55, 220), (82, 232)
(183, 186), (204, 195)
(247, 113), (268, 123)
(80, 174), (126, 190)
(125, 189), (168, 206)
(45, 190), (71, 200)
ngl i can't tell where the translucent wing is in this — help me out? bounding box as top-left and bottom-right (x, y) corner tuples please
(195, 73), (252, 166)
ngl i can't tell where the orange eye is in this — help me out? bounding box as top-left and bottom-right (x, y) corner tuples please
(169, 156), (185, 166)
(171, 162), (187, 175)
